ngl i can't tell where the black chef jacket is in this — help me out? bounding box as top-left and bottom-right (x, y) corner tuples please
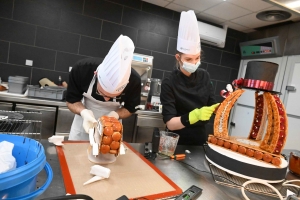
(160, 68), (216, 145)
(66, 57), (141, 113)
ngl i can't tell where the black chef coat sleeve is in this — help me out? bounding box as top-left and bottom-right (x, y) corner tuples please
(207, 75), (217, 106)
(161, 78), (177, 124)
(66, 63), (84, 103)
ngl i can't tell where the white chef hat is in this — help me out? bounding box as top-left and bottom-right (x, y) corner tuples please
(177, 10), (201, 55)
(97, 35), (135, 95)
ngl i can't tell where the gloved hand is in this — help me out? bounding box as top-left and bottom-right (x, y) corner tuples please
(107, 111), (119, 120)
(189, 103), (220, 124)
(80, 109), (97, 133)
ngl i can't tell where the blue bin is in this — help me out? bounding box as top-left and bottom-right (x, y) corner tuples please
(0, 135), (53, 200)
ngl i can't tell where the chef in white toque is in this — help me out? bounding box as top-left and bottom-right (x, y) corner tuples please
(160, 11), (219, 146)
(66, 35), (141, 140)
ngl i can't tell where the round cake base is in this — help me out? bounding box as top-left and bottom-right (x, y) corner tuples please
(205, 144), (288, 183)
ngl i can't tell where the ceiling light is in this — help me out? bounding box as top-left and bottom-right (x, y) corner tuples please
(285, 1), (300, 8)
(256, 10), (292, 21)
(263, 0), (300, 15)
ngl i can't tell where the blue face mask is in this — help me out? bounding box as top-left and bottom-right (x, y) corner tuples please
(181, 60), (201, 73)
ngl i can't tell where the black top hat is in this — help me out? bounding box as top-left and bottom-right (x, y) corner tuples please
(242, 61), (278, 91)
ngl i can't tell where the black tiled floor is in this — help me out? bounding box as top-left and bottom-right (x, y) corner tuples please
(9, 43), (56, 70)
(0, 41), (9, 63)
(13, 0), (60, 29)
(59, 11), (102, 38)
(36, 27), (80, 54)
(0, 0), (13, 19)
(84, 0), (123, 23)
(79, 36), (113, 58)
(101, 21), (138, 44)
(0, 63), (32, 82)
(0, 18), (35, 45)
(55, 52), (89, 72)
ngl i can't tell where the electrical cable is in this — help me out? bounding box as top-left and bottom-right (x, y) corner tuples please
(143, 150), (300, 199)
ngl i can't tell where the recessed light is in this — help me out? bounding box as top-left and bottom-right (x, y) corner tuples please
(256, 10), (292, 21)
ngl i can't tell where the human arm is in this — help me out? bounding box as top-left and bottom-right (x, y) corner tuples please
(107, 107), (132, 119)
(66, 101), (97, 133)
(66, 101), (85, 115)
(166, 105), (219, 130)
(160, 75), (219, 131)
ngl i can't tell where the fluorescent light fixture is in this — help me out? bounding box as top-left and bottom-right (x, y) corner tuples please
(286, 1), (300, 8)
(263, 0), (300, 15)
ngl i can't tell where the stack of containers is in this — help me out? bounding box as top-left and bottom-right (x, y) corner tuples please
(8, 76), (29, 94)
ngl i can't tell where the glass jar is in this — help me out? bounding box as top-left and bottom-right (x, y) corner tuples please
(289, 152), (300, 176)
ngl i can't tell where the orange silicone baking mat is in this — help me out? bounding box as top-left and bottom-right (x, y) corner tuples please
(56, 141), (182, 199)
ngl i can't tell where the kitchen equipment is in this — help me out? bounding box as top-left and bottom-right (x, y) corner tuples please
(146, 78), (161, 111)
(151, 127), (160, 153)
(131, 53), (154, 104)
(0, 134), (53, 200)
(0, 110), (42, 140)
(157, 153), (185, 160)
(289, 151), (300, 177)
(8, 76), (29, 94)
(27, 85), (67, 100)
(158, 131), (179, 156)
(39, 78), (57, 87)
(175, 185), (202, 200)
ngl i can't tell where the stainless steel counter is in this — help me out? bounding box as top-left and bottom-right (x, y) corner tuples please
(133, 110), (165, 143)
(38, 140), (300, 200)
(0, 94), (67, 107)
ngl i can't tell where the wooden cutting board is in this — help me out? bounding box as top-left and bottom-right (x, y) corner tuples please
(56, 141), (182, 199)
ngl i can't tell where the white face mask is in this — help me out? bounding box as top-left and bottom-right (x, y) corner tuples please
(181, 60), (201, 73)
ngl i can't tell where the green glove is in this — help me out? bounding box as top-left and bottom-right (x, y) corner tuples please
(189, 103), (220, 124)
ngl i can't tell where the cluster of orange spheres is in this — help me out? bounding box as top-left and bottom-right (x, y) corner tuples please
(100, 116), (122, 155)
(208, 135), (281, 166)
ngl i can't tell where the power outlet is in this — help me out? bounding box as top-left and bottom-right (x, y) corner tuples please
(25, 59), (33, 66)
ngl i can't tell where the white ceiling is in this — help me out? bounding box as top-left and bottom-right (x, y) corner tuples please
(142, 0), (300, 33)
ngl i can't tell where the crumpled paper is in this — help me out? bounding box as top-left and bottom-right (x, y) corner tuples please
(48, 136), (64, 146)
(0, 141), (16, 174)
(83, 165), (111, 186)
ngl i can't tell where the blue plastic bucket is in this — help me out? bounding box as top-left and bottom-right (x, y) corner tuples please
(0, 134), (53, 200)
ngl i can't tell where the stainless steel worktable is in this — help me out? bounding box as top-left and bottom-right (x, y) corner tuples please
(38, 141), (299, 200)
(0, 94), (67, 107)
